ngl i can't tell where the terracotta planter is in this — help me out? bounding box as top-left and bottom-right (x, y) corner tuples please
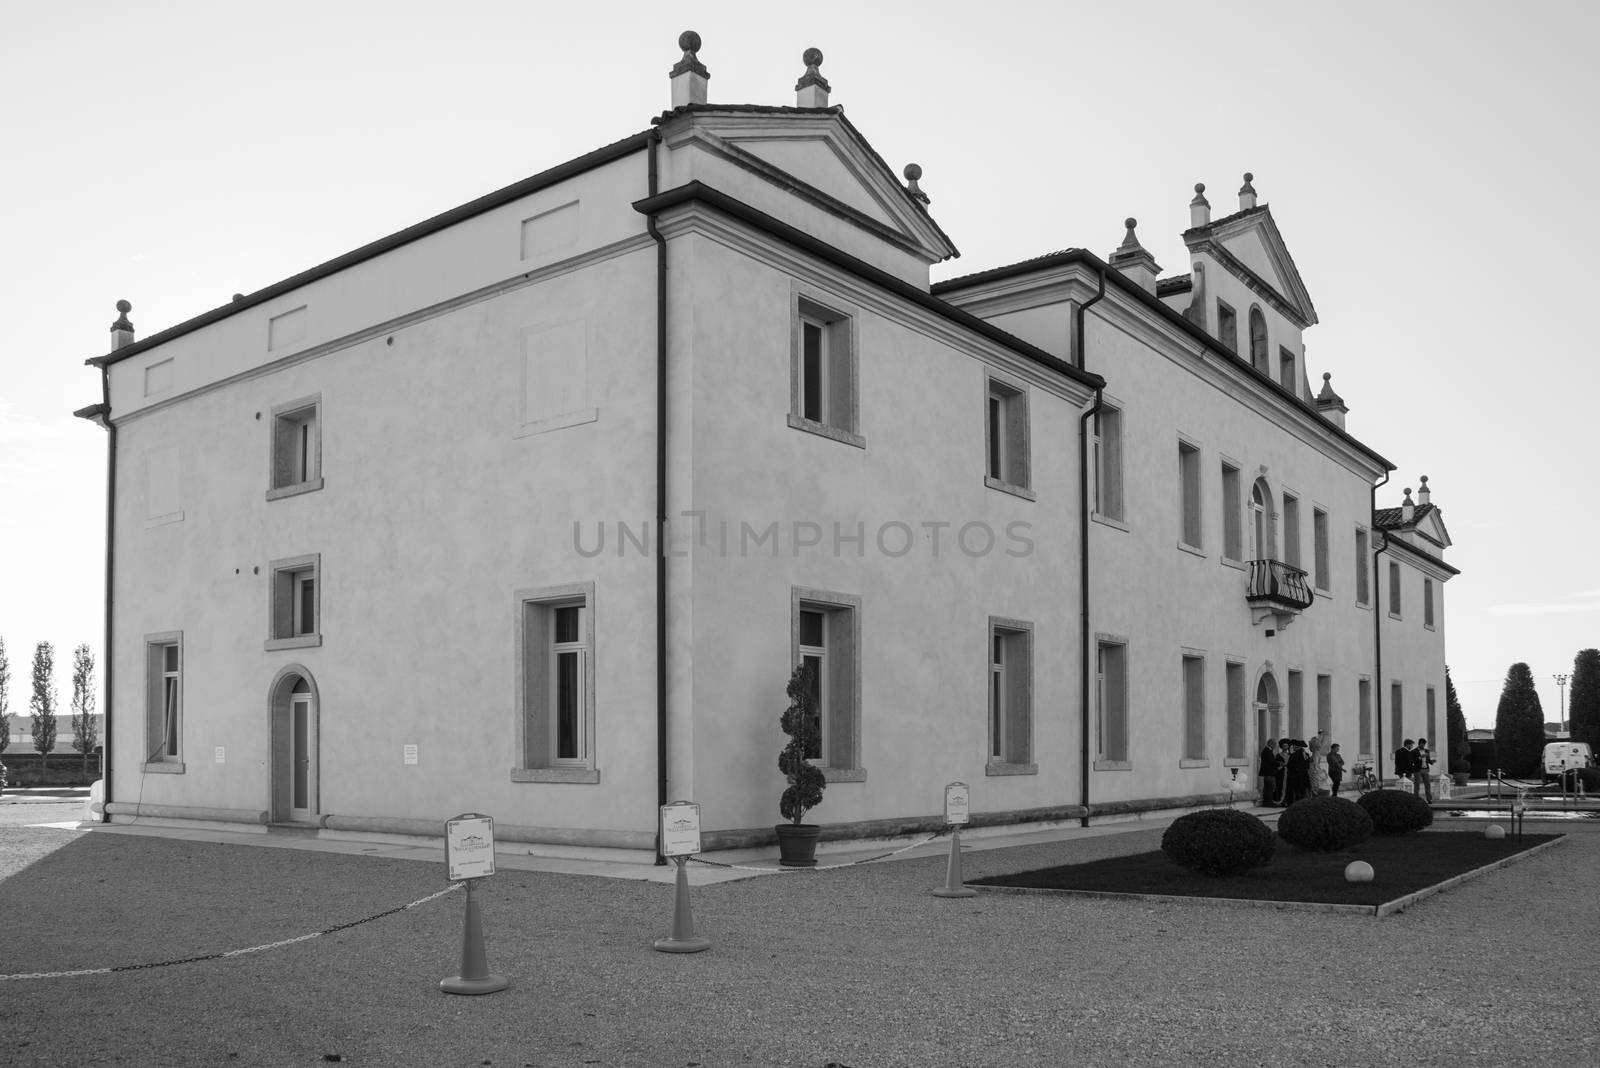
(775, 823), (820, 867)
(1451, 772), (1470, 787)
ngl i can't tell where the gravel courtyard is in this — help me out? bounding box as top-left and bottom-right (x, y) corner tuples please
(1, 804), (1593, 1068)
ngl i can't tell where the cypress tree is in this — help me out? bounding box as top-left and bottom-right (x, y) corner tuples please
(1570, 649), (1600, 751)
(30, 641), (58, 772)
(70, 644), (97, 774)
(1493, 662), (1545, 778)
(1445, 666), (1471, 774)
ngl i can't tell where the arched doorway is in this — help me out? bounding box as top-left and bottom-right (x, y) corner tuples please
(1254, 669), (1282, 748)
(269, 666), (320, 824)
(1249, 478), (1275, 562)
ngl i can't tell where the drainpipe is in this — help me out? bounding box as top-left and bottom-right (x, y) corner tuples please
(1075, 267), (1107, 827)
(99, 365), (115, 820)
(1371, 470), (1391, 783)
(646, 130), (669, 863)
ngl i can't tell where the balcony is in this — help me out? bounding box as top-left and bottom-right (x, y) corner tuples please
(1246, 559), (1314, 631)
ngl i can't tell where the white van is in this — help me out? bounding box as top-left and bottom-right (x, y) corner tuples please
(1543, 741), (1594, 781)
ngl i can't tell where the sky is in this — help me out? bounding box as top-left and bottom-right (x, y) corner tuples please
(2, 0), (1596, 729)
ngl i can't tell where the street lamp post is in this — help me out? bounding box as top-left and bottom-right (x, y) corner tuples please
(1554, 673), (1569, 733)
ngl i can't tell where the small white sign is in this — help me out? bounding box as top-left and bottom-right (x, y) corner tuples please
(403, 744), (418, 766)
(660, 801), (702, 857)
(445, 814), (496, 881)
(944, 781), (970, 826)
(214, 746), (226, 764)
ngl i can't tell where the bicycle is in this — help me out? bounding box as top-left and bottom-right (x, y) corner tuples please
(1352, 763), (1380, 793)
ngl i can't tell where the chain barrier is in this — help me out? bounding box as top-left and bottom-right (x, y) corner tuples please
(689, 828), (948, 873)
(0, 883), (461, 982)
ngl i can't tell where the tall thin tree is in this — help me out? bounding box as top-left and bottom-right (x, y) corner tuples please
(1445, 666), (1471, 775)
(0, 635), (10, 756)
(1569, 648), (1600, 751)
(1492, 661), (1545, 778)
(30, 641), (58, 772)
(70, 643), (97, 775)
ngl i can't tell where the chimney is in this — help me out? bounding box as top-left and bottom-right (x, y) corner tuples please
(1314, 371), (1347, 429)
(796, 47), (830, 107)
(1190, 183), (1210, 228)
(670, 30), (709, 108)
(1416, 475), (1430, 506)
(1109, 218), (1161, 295)
(1239, 172), (1257, 211)
(1400, 488), (1415, 524)
(903, 163), (930, 205)
(110, 300), (135, 350)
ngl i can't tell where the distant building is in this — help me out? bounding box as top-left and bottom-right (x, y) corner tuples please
(76, 33), (1457, 855)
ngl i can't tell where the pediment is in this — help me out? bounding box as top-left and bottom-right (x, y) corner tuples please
(1419, 507), (1452, 549)
(663, 109), (958, 264)
(1188, 207), (1318, 327)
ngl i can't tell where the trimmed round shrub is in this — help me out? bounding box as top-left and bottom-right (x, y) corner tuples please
(1276, 795), (1373, 852)
(1161, 808), (1275, 876)
(1356, 788), (1434, 835)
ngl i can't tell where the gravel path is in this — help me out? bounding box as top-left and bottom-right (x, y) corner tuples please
(1, 808), (1594, 1068)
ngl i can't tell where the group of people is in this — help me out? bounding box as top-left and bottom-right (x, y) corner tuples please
(1258, 733), (1347, 806)
(1394, 737), (1436, 801)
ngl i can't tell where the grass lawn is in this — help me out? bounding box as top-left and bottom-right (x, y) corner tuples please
(971, 831), (1562, 907)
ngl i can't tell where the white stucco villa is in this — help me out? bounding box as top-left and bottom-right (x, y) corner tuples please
(75, 32), (1455, 857)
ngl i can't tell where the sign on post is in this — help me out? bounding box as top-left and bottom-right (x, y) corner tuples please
(445, 813), (496, 881)
(944, 782), (970, 826)
(660, 801), (702, 857)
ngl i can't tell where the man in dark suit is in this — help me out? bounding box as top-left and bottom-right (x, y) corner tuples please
(1394, 739), (1419, 792)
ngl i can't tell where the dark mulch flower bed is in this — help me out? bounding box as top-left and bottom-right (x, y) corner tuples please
(971, 831), (1561, 906)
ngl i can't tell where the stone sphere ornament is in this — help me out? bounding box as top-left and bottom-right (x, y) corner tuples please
(1344, 860), (1374, 883)
(1484, 824), (1506, 840)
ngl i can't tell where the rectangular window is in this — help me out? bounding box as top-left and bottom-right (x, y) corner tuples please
(988, 619), (1034, 771)
(1282, 494), (1301, 567)
(1391, 682), (1404, 750)
(1358, 678), (1373, 755)
(1096, 641), (1129, 765)
(1287, 669), (1305, 740)
(1278, 346), (1297, 392)
(791, 589), (862, 773)
(268, 395), (323, 500)
(985, 378), (1031, 493)
(1313, 507), (1330, 591)
(1424, 578), (1436, 629)
(1221, 461), (1242, 561)
(1426, 686), (1438, 747)
(1355, 527), (1370, 606)
(515, 583), (597, 781)
(1389, 561), (1402, 618)
(1316, 673), (1333, 738)
(1178, 440), (1202, 549)
(144, 634), (183, 768)
(1183, 654), (1206, 762)
(789, 296), (862, 447)
(1226, 660), (1248, 761)
(1092, 404), (1124, 522)
(267, 554), (322, 650)
(1217, 301), (1238, 354)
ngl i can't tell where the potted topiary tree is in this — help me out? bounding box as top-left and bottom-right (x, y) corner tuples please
(776, 663), (827, 867)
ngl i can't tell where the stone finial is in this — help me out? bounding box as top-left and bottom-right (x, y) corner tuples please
(904, 163), (930, 205)
(1239, 171), (1258, 211)
(1417, 474), (1431, 506)
(1110, 217), (1161, 295)
(1401, 487), (1416, 523)
(1314, 371), (1348, 429)
(1190, 182), (1211, 228)
(796, 47), (830, 107)
(110, 299), (135, 350)
(670, 30), (710, 108)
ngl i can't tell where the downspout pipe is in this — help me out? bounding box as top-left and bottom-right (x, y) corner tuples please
(99, 367), (115, 820)
(1075, 268), (1108, 827)
(1371, 470), (1391, 783)
(646, 130), (668, 863)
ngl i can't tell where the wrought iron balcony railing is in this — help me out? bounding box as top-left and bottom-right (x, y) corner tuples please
(1246, 559), (1315, 612)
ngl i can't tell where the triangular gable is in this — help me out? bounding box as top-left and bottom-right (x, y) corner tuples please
(664, 108), (958, 264)
(1418, 507), (1452, 549)
(1186, 207), (1318, 327)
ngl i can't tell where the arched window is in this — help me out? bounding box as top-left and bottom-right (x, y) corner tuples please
(1248, 307), (1268, 373)
(1250, 481), (1268, 560)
